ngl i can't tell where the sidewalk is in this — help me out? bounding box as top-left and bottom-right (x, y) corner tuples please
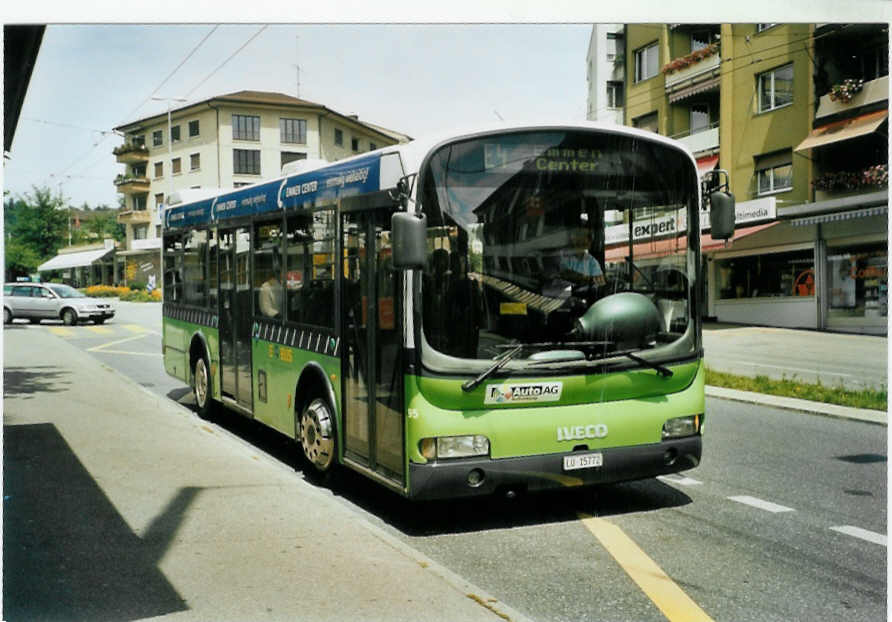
(702, 321), (887, 425)
(3, 328), (528, 622)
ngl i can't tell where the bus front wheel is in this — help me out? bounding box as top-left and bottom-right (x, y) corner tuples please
(193, 355), (214, 418)
(299, 398), (336, 475)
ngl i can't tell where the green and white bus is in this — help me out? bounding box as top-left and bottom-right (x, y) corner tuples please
(162, 122), (735, 500)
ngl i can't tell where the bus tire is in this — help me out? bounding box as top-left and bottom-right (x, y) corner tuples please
(192, 354), (214, 419)
(298, 397), (336, 477)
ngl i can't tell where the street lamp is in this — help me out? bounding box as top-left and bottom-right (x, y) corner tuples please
(151, 96), (187, 209)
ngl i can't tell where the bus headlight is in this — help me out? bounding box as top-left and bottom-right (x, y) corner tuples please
(419, 435), (490, 460)
(662, 415), (701, 440)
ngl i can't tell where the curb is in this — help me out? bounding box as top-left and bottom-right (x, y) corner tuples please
(706, 385), (887, 426)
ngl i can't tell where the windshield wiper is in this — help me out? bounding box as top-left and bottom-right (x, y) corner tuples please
(617, 351), (674, 377)
(527, 346), (674, 377)
(461, 344), (524, 393)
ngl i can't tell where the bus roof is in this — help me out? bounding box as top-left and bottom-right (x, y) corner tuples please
(164, 121), (695, 230)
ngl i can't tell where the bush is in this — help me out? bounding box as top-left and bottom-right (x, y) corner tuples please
(86, 285), (131, 298)
(120, 288), (162, 302)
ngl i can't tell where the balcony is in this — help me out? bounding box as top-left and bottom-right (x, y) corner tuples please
(114, 174), (150, 194)
(815, 75), (888, 121)
(812, 164), (887, 202)
(117, 208), (153, 225)
(664, 45), (721, 101)
(673, 124), (720, 156)
(113, 142), (149, 165)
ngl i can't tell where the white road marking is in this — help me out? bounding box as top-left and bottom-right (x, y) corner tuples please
(735, 360), (853, 378)
(657, 475), (703, 486)
(829, 526), (887, 546)
(728, 495), (795, 513)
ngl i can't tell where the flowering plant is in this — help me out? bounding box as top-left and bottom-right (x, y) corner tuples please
(661, 44), (719, 75)
(812, 164), (887, 191)
(829, 78), (865, 103)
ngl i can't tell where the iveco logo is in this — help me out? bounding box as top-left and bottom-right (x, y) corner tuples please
(557, 424), (608, 442)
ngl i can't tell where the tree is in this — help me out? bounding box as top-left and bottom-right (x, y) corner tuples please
(4, 186), (70, 280)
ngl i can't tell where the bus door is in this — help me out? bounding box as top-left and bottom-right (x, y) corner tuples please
(218, 226), (254, 411)
(341, 198), (404, 486)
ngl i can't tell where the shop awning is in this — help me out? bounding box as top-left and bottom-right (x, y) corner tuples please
(794, 110), (888, 152)
(697, 154), (719, 177)
(37, 247), (113, 272)
(790, 205), (888, 227)
(605, 221), (780, 262)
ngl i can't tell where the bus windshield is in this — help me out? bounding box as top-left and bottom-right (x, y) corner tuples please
(419, 129), (699, 367)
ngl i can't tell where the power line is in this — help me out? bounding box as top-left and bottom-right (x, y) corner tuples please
(184, 25), (268, 99)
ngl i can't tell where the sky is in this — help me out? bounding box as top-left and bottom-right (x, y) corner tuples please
(4, 23), (593, 209)
(4, 1), (888, 209)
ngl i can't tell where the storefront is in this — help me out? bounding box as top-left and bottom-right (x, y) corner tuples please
(705, 193), (887, 335)
(37, 241), (117, 287)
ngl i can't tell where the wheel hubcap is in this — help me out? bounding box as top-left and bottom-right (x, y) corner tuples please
(194, 359), (208, 407)
(301, 400), (334, 471)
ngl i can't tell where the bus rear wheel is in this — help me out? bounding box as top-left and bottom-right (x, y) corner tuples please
(299, 398), (336, 475)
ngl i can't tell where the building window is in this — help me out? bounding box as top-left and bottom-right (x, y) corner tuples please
(188, 120), (200, 137)
(154, 161), (163, 179)
(133, 134), (146, 146)
(281, 151), (307, 168)
(153, 130), (163, 147)
(190, 153), (200, 171)
(755, 151), (793, 196)
(233, 114), (260, 141)
(134, 224), (149, 240)
(690, 103), (710, 133)
(233, 149), (261, 175)
(351, 137), (360, 152)
(155, 193), (165, 208)
(716, 249), (815, 300)
(690, 30), (714, 52)
(607, 81), (624, 109)
(633, 111), (659, 133)
(606, 32), (621, 61)
(758, 63), (794, 113)
(756, 24), (777, 33)
(635, 42), (659, 82)
(334, 128), (343, 146)
(171, 125), (181, 143)
(133, 195), (147, 211)
(369, 142), (377, 151)
(172, 157), (182, 175)
(280, 118), (307, 144)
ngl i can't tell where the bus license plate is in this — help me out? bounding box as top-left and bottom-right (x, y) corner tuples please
(563, 452), (603, 471)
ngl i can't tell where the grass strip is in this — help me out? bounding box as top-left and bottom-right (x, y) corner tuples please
(705, 367), (887, 412)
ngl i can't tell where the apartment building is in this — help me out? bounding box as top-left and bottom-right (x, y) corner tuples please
(112, 90), (410, 287)
(618, 23), (887, 334)
(586, 25), (625, 123)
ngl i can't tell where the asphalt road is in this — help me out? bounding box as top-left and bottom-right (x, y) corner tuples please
(6, 304), (887, 621)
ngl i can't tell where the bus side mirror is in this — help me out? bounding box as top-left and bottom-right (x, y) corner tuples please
(709, 191), (736, 240)
(391, 212), (427, 270)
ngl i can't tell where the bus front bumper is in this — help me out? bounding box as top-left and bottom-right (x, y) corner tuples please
(407, 436), (701, 500)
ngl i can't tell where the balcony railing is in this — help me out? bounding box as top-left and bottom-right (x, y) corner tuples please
(117, 209), (153, 225)
(670, 123), (720, 155)
(664, 45), (721, 94)
(113, 142), (150, 164)
(815, 75), (889, 120)
(114, 175), (151, 194)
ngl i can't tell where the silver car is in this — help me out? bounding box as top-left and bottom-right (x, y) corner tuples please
(3, 282), (115, 325)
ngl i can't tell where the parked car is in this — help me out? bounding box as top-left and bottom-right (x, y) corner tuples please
(3, 282), (115, 325)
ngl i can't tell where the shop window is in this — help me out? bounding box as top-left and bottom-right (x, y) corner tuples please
(716, 249), (814, 299)
(828, 243), (887, 320)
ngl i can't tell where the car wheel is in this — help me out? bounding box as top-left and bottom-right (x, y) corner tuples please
(3, 308), (11, 325)
(193, 355), (214, 418)
(62, 309), (77, 326)
(298, 397), (336, 476)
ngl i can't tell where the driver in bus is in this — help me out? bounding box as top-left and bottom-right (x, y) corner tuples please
(558, 229), (606, 287)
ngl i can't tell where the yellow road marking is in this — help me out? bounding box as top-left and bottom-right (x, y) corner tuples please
(87, 333), (152, 353)
(86, 325), (114, 335)
(578, 513), (714, 622)
(123, 324), (161, 336)
(48, 326), (76, 338)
